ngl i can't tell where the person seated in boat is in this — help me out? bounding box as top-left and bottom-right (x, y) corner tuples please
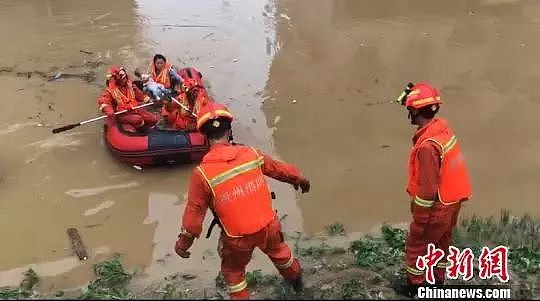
(165, 74), (215, 131)
(149, 54), (184, 121)
(149, 54), (184, 90)
(98, 65), (158, 133)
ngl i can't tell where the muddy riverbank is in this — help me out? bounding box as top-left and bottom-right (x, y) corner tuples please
(1, 0), (540, 294)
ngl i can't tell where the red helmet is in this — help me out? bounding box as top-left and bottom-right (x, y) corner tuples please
(182, 78), (204, 92)
(404, 82), (442, 110)
(106, 65), (128, 81)
(196, 102), (234, 131)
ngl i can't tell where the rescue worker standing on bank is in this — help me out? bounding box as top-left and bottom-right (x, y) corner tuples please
(396, 82), (472, 297)
(174, 102), (310, 299)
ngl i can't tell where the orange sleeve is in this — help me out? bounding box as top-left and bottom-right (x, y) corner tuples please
(257, 150), (304, 185)
(417, 142), (441, 201)
(97, 89), (114, 115)
(181, 168), (212, 238)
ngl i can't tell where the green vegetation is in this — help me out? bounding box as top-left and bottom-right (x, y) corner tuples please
(298, 243), (346, 258)
(1, 211), (537, 299)
(325, 222), (346, 236)
(80, 254), (134, 300)
(349, 224), (406, 268)
(0, 268), (39, 299)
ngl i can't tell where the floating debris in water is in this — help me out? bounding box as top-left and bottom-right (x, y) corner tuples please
(292, 99), (297, 104)
(280, 13), (291, 20)
(133, 165), (143, 171)
(202, 32), (214, 39)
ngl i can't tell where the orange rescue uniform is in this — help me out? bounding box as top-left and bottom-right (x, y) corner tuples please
(97, 80), (157, 132)
(149, 62), (173, 89)
(405, 117), (472, 285)
(178, 143), (305, 299)
(169, 69), (211, 130)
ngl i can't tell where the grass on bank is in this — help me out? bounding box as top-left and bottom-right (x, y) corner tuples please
(1, 211), (538, 299)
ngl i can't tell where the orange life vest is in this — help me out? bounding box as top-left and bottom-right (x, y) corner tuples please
(197, 145), (275, 237)
(150, 62), (172, 89)
(407, 118), (472, 205)
(106, 80), (138, 111)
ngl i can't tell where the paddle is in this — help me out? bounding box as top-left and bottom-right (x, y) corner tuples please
(163, 92), (198, 118)
(52, 102), (154, 134)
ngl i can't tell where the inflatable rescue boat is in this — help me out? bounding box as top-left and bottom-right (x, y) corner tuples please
(103, 118), (209, 167)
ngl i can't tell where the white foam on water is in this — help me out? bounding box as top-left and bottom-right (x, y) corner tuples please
(83, 200), (115, 216)
(66, 181), (139, 198)
(0, 122), (38, 135)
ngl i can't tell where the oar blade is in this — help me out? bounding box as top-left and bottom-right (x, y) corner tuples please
(52, 123), (80, 134)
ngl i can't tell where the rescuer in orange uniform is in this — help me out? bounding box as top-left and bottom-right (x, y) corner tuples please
(394, 82), (472, 297)
(174, 102), (310, 299)
(165, 68), (210, 131)
(98, 65), (158, 133)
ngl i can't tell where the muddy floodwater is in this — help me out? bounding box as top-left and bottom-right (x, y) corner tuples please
(1, 0), (540, 292)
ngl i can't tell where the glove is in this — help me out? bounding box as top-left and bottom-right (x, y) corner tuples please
(293, 178), (310, 193)
(175, 233), (194, 259)
(104, 107), (115, 119)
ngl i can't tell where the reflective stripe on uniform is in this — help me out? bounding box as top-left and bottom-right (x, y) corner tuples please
(413, 196), (434, 208)
(406, 265), (424, 276)
(228, 279), (247, 293)
(208, 156), (264, 188)
(442, 135), (457, 155)
(274, 254), (294, 270)
(108, 84), (135, 107)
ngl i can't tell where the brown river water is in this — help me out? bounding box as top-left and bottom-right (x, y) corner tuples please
(1, 0), (539, 292)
